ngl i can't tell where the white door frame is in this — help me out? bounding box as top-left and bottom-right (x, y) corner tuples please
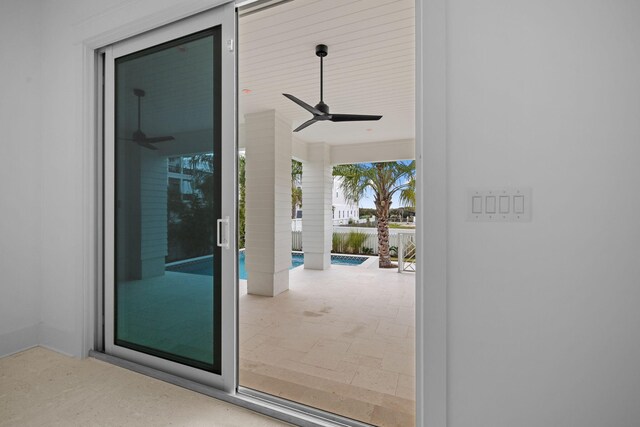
(78, 0), (448, 425)
(101, 2), (237, 392)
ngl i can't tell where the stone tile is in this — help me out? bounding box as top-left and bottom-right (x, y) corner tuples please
(351, 366), (399, 395)
(283, 360), (358, 384)
(347, 338), (388, 359)
(300, 387), (376, 424)
(299, 349), (344, 370)
(381, 350), (415, 376)
(370, 403), (416, 427)
(394, 374), (416, 401)
(240, 333), (274, 352)
(244, 342), (306, 365)
(376, 320), (409, 338)
(276, 335), (320, 353)
(239, 264), (416, 425)
(341, 352), (383, 369)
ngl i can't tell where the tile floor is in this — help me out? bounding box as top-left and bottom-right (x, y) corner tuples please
(239, 263), (416, 427)
(0, 347), (288, 427)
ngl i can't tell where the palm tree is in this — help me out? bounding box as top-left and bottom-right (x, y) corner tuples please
(291, 160), (303, 219)
(238, 155), (246, 249)
(400, 176), (416, 209)
(333, 161), (415, 268)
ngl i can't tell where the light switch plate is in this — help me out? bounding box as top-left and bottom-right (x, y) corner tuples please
(467, 187), (532, 222)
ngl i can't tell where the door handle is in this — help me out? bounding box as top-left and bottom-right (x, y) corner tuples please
(217, 217), (230, 249)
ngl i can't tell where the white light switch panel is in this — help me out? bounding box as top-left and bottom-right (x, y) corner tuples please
(467, 187), (532, 222)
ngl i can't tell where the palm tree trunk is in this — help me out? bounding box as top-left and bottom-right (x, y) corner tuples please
(291, 184), (296, 219)
(376, 201), (394, 268)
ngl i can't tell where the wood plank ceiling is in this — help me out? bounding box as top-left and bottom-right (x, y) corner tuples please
(238, 0), (415, 145)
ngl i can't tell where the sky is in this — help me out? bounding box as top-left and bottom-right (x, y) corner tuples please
(358, 191), (404, 209)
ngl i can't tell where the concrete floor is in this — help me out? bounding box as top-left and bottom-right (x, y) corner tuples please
(239, 263), (416, 427)
(0, 347), (287, 427)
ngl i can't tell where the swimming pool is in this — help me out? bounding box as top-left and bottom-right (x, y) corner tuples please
(167, 252), (367, 279)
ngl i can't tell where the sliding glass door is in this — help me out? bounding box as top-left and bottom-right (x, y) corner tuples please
(103, 3), (236, 391)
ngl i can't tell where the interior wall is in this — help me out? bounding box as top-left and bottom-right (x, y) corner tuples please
(0, 0), (43, 356)
(441, 1), (640, 426)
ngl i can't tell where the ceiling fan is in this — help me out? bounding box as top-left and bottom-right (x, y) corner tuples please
(283, 44), (382, 132)
(120, 88), (175, 150)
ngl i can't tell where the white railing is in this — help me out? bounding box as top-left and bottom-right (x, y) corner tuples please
(291, 229), (415, 256)
(292, 230), (303, 251)
(397, 232), (416, 273)
(291, 218), (303, 231)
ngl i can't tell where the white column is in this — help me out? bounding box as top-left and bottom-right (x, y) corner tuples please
(116, 145), (167, 281)
(245, 110), (291, 296)
(302, 142), (332, 270)
(139, 150), (168, 278)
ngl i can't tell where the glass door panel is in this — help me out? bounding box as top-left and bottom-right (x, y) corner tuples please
(104, 3), (235, 391)
(114, 28), (221, 372)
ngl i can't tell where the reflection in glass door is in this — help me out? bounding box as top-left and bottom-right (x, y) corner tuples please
(114, 28), (221, 371)
(104, 3), (235, 391)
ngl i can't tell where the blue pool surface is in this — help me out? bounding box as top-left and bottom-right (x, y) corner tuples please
(167, 252), (367, 279)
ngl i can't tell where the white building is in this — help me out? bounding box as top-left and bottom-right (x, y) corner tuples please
(332, 176), (359, 224)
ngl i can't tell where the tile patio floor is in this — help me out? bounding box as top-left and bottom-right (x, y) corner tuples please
(239, 261), (416, 427)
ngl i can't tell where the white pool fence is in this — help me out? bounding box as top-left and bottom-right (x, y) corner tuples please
(291, 228), (415, 256)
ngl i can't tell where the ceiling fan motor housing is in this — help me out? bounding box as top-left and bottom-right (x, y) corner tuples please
(315, 44), (328, 57)
(314, 101), (329, 114)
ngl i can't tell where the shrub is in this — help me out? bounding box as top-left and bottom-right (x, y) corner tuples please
(389, 245), (398, 257)
(345, 231), (367, 254)
(332, 233), (342, 253)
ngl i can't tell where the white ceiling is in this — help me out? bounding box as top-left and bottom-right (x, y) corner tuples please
(238, 0), (415, 145)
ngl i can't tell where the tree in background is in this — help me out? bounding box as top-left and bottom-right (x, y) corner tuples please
(291, 160), (303, 219)
(400, 176), (416, 209)
(236, 157), (301, 249)
(167, 154), (216, 260)
(333, 161), (415, 268)
(238, 155), (246, 249)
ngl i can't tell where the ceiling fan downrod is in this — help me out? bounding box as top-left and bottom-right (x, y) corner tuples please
(282, 43), (382, 132)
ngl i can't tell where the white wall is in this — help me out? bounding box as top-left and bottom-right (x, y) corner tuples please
(0, 0), (43, 356)
(438, 1), (640, 426)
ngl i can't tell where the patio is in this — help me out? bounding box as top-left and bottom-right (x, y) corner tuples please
(239, 263), (415, 427)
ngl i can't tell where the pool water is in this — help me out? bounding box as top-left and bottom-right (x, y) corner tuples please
(167, 252), (366, 279)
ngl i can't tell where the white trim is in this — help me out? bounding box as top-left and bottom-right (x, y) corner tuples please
(416, 0), (448, 426)
(330, 139), (415, 165)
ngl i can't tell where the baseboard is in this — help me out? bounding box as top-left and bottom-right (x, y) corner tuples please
(0, 324), (40, 358)
(39, 324), (78, 358)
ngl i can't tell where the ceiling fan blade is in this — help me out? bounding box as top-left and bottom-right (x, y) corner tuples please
(283, 93), (323, 116)
(137, 141), (159, 150)
(330, 114), (383, 122)
(293, 118), (318, 132)
(144, 136), (175, 143)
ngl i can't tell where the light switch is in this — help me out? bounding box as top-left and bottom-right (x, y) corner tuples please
(514, 195), (524, 214)
(486, 196), (496, 213)
(468, 187), (531, 222)
(499, 196), (510, 213)
(472, 196), (482, 214)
